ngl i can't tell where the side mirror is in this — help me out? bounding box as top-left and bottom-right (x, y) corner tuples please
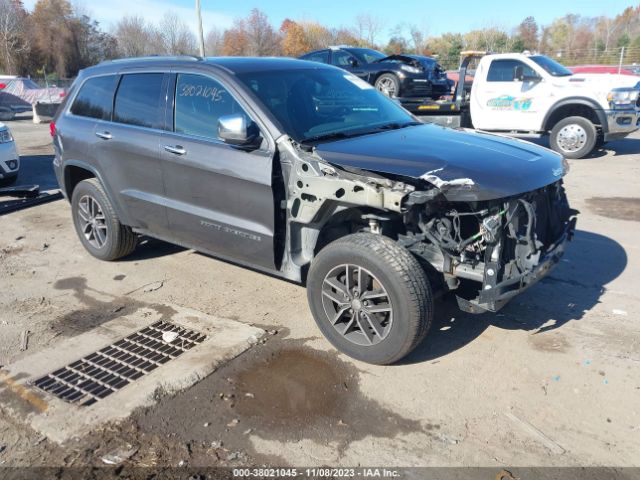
(348, 57), (358, 67)
(218, 114), (259, 146)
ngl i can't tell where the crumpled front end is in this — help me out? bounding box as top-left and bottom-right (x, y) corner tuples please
(399, 181), (578, 313)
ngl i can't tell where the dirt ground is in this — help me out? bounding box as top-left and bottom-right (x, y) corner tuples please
(1, 115), (639, 470)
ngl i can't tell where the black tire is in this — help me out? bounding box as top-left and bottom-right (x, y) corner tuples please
(374, 73), (401, 98)
(71, 178), (137, 261)
(0, 175), (17, 187)
(549, 116), (597, 159)
(307, 233), (433, 365)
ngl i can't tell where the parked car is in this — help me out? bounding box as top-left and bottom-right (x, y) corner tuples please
(52, 56), (577, 364)
(0, 77), (65, 121)
(0, 123), (19, 186)
(411, 52), (640, 159)
(299, 46), (453, 99)
(569, 65), (639, 76)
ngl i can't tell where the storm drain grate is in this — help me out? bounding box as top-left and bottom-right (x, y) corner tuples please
(33, 320), (207, 407)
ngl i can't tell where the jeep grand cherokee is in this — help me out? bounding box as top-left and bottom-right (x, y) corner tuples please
(52, 56), (577, 364)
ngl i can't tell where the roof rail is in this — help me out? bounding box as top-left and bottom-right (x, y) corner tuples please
(101, 55), (204, 65)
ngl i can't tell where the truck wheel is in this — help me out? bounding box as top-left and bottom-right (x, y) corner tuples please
(375, 74), (401, 98)
(71, 178), (137, 261)
(307, 233), (433, 365)
(550, 116), (597, 159)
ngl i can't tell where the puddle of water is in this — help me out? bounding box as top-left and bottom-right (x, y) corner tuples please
(136, 341), (429, 463)
(586, 197), (640, 222)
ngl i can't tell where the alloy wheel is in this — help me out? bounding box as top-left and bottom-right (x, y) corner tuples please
(321, 264), (393, 346)
(77, 195), (108, 249)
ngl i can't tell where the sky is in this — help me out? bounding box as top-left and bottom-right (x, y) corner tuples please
(22, 0), (636, 41)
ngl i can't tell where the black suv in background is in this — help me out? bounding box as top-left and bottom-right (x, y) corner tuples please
(299, 46), (453, 99)
(52, 56), (576, 364)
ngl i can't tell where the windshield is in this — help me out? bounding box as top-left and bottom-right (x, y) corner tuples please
(530, 55), (573, 77)
(348, 48), (386, 64)
(237, 68), (416, 143)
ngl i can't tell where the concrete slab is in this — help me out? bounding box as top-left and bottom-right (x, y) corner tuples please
(0, 304), (264, 444)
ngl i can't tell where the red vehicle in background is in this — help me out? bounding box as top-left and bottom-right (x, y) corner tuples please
(569, 65), (639, 76)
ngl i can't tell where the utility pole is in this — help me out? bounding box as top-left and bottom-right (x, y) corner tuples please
(618, 46), (625, 74)
(196, 0), (205, 57)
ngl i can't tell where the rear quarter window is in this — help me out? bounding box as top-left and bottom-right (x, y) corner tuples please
(70, 75), (119, 120)
(113, 73), (165, 129)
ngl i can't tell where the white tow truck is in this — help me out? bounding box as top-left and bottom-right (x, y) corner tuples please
(405, 51), (640, 159)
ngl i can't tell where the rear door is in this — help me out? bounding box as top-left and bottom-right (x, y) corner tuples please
(160, 70), (276, 269)
(471, 58), (548, 131)
(91, 72), (171, 236)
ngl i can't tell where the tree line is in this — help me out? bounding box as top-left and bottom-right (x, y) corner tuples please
(1, 0), (639, 78)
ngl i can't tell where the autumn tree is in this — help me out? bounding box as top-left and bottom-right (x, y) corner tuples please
(280, 19), (310, 56)
(30, 0), (75, 76)
(222, 9), (280, 56)
(515, 16), (538, 51)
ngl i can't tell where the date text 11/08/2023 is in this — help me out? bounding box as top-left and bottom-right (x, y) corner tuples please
(233, 468), (401, 478)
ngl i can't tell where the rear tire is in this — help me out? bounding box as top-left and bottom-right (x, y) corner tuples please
(549, 116), (597, 159)
(307, 233), (433, 365)
(71, 178), (137, 261)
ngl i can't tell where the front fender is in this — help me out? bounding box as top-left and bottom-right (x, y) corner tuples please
(542, 97), (608, 132)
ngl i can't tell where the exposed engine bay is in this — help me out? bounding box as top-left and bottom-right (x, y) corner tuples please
(277, 136), (578, 313)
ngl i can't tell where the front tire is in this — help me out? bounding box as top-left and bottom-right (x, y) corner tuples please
(307, 233), (433, 365)
(374, 73), (401, 98)
(71, 178), (137, 261)
(549, 116), (597, 159)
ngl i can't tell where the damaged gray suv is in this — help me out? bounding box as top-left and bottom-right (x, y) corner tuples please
(52, 56), (577, 364)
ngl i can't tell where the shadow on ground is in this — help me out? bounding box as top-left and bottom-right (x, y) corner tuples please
(402, 229), (628, 364)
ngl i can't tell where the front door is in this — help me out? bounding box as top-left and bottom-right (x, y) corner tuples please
(472, 58), (548, 131)
(161, 72), (276, 270)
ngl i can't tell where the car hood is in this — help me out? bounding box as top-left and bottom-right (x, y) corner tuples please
(559, 73), (640, 90)
(315, 124), (567, 201)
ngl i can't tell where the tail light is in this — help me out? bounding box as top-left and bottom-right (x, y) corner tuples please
(49, 121), (56, 137)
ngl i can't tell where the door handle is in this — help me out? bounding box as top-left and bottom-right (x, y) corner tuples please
(95, 131), (112, 140)
(164, 145), (187, 156)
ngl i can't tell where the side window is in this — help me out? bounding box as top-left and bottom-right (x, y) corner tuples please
(174, 73), (246, 141)
(487, 60), (537, 82)
(331, 50), (356, 67)
(302, 51), (329, 64)
(113, 73), (165, 129)
(70, 75), (119, 120)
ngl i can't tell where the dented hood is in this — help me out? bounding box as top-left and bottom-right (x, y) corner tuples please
(315, 124), (567, 201)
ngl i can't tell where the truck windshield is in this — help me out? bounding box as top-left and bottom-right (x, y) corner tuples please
(237, 68), (416, 144)
(529, 55), (573, 77)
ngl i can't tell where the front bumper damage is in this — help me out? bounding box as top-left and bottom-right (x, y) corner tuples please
(400, 182), (578, 313)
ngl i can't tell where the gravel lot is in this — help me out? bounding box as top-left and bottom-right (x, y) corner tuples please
(1, 116), (639, 469)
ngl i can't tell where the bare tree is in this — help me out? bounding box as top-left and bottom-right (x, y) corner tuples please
(0, 0), (29, 74)
(355, 13), (384, 47)
(159, 11), (196, 55)
(205, 27), (223, 56)
(114, 15), (158, 57)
